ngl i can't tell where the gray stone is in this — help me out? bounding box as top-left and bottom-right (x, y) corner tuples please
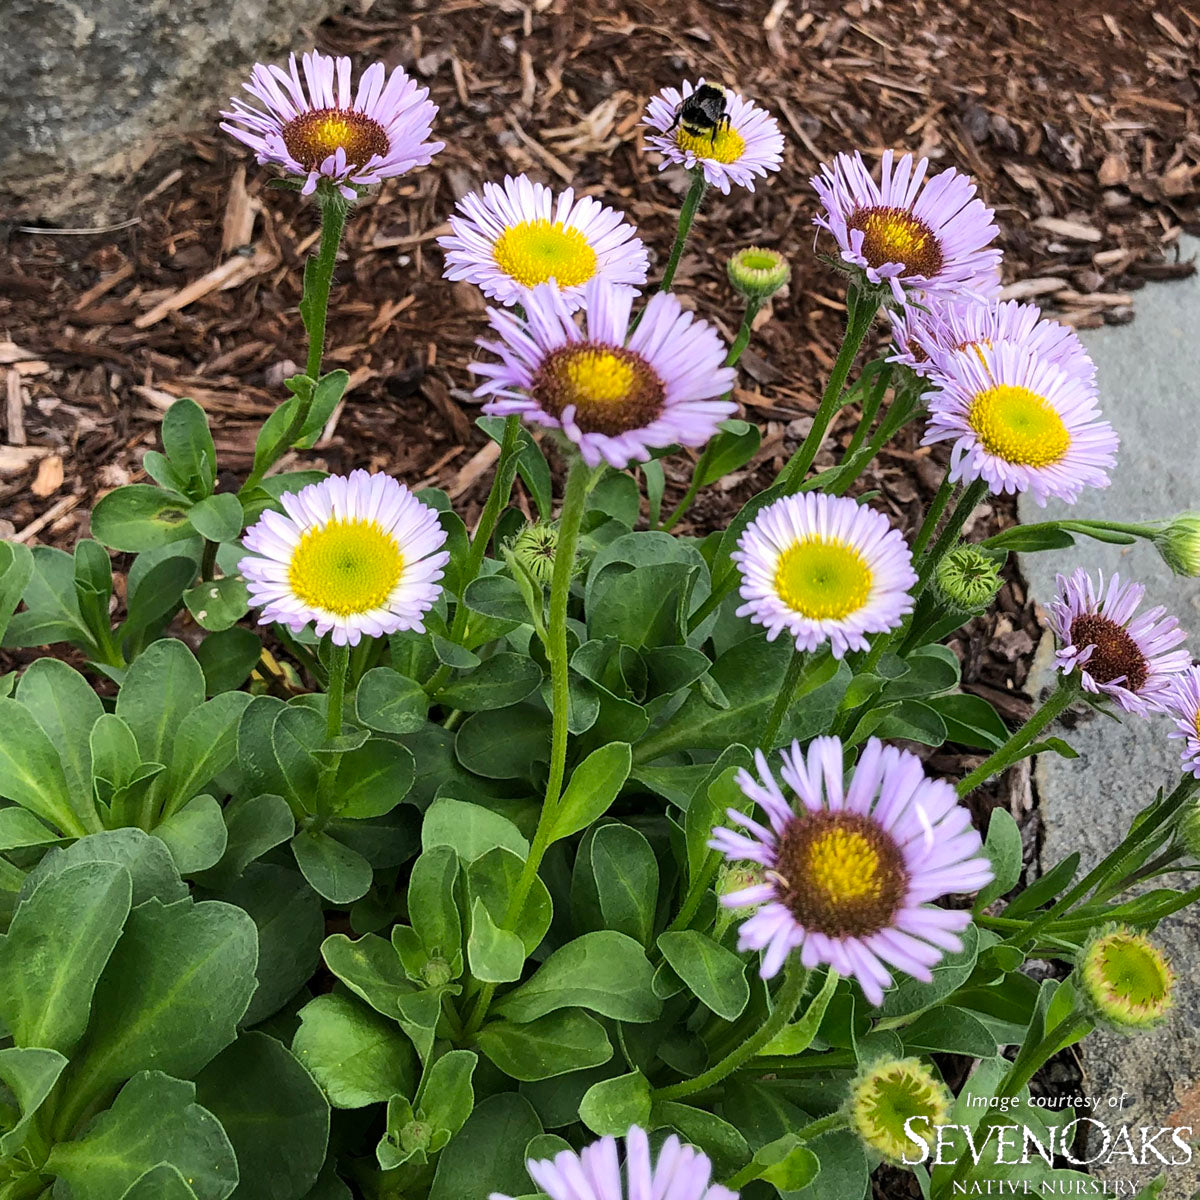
(1018, 238), (1200, 1199)
(1, 0), (337, 224)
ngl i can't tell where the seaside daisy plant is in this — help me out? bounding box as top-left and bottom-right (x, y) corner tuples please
(3, 45), (1200, 1200)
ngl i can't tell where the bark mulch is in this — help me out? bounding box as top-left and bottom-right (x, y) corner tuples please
(2, 0), (1197, 826)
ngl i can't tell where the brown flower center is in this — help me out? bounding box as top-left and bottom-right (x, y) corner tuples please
(774, 811), (908, 938)
(532, 343), (665, 437)
(847, 206), (945, 279)
(1070, 613), (1149, 691)
(282, 108), (390, 171)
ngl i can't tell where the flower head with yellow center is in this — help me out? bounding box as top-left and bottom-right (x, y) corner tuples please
(732, 492), (917, 659)
(1079, 926), (1173, 1031)
(710, 736), (993, 1005)
(439, 174), (648, 310)
(239, 471), (449, 647)
(1047, 568), (1188, 717)
(471, 278), (736, 469)
(643, 80), (784, 194)
(221, 51), (443, 200)
(1165, 666), (1200, 779)
(812, 150), (1000, 303)
(850, 1057), (952, 1164)
(922, 339), (1118, 506)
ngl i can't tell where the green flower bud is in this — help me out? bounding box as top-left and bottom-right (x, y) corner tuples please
(509, 521), (562, 586)
(1078, 926), (1173, 1032)
(1152, 512), (1200, 577)
(713, 863), (765, 940)
(932, 544), (1002, 614)
(728, 247), (791, 301)
(850, 1057), (951, 1165)
(421, 955), (454, 989)
(400, 1119), (432, 1153)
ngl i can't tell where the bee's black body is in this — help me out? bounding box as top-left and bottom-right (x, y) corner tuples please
(665, 83), (731, 146)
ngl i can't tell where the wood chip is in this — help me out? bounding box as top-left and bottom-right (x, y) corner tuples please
(0, 445), (50, 475)
(1032, 216), (1103, 242)
(448, 440), (500, 500)
(5, 367), (26, 446)
(220, 165), (259, 254)
(133, 246), (277, 329)
(999, 277), (1071, 300)
(31, 453), (64, 498)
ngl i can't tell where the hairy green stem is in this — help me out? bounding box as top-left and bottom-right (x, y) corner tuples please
(658, 171), (707, 293)
(760, 650), (808, 750)
(325, 640), (350, 740)
(913, 478), (988, 600)
(911, 471), (956, 558)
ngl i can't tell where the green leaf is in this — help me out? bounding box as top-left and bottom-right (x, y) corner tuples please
(195, 1032), (330, 1200)
(197, 627), (262, 694)
(0, 861), (131, 1053)
(590, 824), (659, 946)
(477, 1010), (612, 1081)
(928, 692), (1011, 751)
(546, 742), (632, 844)
(27, 827), (186, 907)
(432, 634), (482, 669)
(161, 397), (217, 499)
(120, 553), (196, 642)
(296, 370), (349, 449)
(119, 1165), (199, 1200)
(578, 1070), (651, 1136)
(116, 639), (206, 775)
(479, 416), (552, 521)
(185, 576), (252, 633)
(45, 1071), (237, 1200)
(903, 1005), (998, 1057)
(494, 931), (660, 1024)
(250, 395), (304, 484)
(161, 691), (254, 819)
(467, 846), (551, 957)
(0, 539), (34, 644)
(15, 657), (101, 817)
(270, 705), (324, 814)
(155, 796), (229, 874)
(0, 807), (61, 851)
(455, 704), (550, 780)
(467, 896), (526, 983)
(418, 1048), (477, 1138)
(463, 574), (529, 625)
(759, 966), (840, 1056)
(321, 932), (412, 1017)
(696, 420), (761, 488)
(651, 1103), (751, 1177)
(188, 493), (245, 543)
(70, 896), (257, 1101)
(657, 931), (749, 1021)
(428, 1094), (542, 1200)
(91, 484), (195, 552)
(435, 652), (543, 712)
(0, 1046), (68, 1158)
(355, 667), (428, 735)
(2, 545), (90, 649)
(748, 1133), (820, 1190)
(0, 695), (86, 833)
(876, 923), (981, 1019)
(292, 992), (417, 1109)
(199, 794), (294, 888)
(408, 845), (463, 967)
(292, 831), (373, 904)
(423, 796), (529, 862)
(975, 808), (1023, 909)
(334, 737), (415, 819)
(850, 698), (947, 748)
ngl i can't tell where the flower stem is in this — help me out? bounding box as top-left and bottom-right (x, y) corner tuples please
(760, 649), (827, 750)
(462, 457), (594, 1036)
(325, 640), (351, 740)
(724, 1112), (848, 1190)
(912, 478), (989, 600)
(775, 286), (878, 492)
(956, 675), (1080, 797)
(911, 470), (956, 558)
(657, 170), (707, 293)
(652, 961), (815, 1101)
(303, 190), (349, 382)
(724, 295), (763, 367)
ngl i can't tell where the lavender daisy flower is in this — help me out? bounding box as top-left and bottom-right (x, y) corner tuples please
(491, 1126), (735, 1200)
(1166, 667), (1200, 779)
(1047, 569), (1189, 716)
(643, 80), (784, 194)
(239, 470), (449, 647)
(437, 174), (648, 310)
(710, 737), (993, 1006)
(471, 277), (737, 469)
(890, 296), (1095, 383)
(921, 340), (1117, 506)
(812, 150), (1001, 303)
(732, 493), (917, 659)
(221, 51), (443, 199)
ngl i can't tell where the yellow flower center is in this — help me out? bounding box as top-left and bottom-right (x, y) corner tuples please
(847, 205), (945, 278)
(775, 812), (907, 938)
(288, 518), (405, 616)
(774, 537), (873, 620)
(675, 123), (746, 164)
(968, 384), (1071, 468)
(532, 343), (664, 436)
(282, 108), (390, 171)
(492, 220), (598, 289)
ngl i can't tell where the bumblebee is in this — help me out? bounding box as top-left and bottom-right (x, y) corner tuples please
(665, 83), (731, 147)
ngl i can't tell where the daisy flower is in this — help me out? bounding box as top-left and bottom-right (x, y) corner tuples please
(890, 296), (1094, 383)
(491, 1127), (734, 1200)
(437, 174), (648, 310)
(471, 277), (736, 469)
(710, 737), (993, 1006)
(643, 79), (785, 194)
(1166, 667), (1200, 779)
(732, 493), (917, 659)
(921, 340), (1117, 506)
(1047, 569), (1189, 716)
(812, 150), (1001, 303)
(239, 470), (449, 647)
(221, 51), (443, 199)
